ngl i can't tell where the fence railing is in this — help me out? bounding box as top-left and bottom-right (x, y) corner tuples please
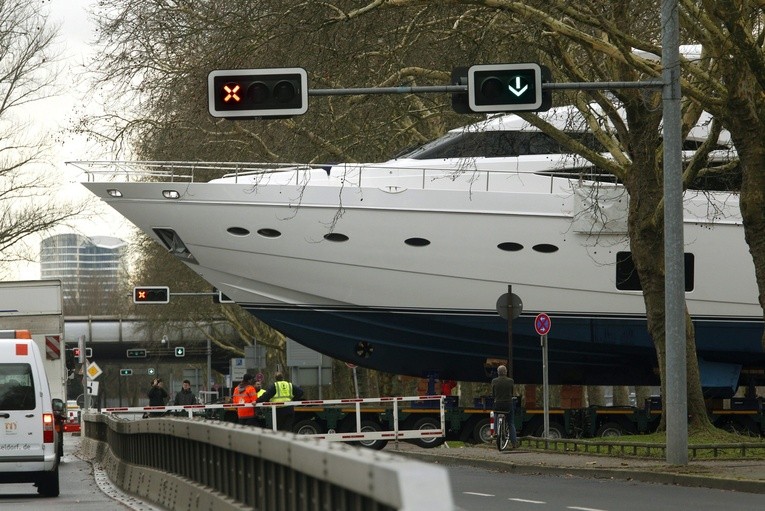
(523, 437), (765, 458)
(101, 394), (446, 444)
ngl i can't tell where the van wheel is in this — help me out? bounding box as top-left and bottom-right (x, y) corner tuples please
(410, 417), (445, 448)
(472, 418), (493, 444)
(36, 466), (60, 497)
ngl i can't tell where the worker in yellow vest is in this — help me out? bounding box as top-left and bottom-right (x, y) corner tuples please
(260, 371), (304, 432)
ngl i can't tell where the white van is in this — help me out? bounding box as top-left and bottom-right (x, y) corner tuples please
(0, 330), (60, 497)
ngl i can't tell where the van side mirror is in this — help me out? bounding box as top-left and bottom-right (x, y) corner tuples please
(52, 398), (65, 414)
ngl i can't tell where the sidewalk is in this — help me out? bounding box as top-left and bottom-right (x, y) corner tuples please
(384, 441), (765, 494)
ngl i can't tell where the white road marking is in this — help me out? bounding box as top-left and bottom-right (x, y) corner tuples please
(463, 492), (495, 497)
(568, 506), (609, 511)
(510, 498), (546, 504)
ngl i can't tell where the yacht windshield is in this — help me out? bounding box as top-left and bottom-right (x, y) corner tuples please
(397, 130), (605, 160)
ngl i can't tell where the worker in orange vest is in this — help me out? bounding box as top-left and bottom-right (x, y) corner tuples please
(233, 373), (258, 425)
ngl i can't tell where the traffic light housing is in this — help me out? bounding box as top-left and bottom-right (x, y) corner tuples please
(126, 348), (148, 358)
(133, 286), (170, 304)
(467, 63), (551, 113)
(175, 347), (185, 357)
(208, 68), (308, 119)
(73, 348), (92, 360)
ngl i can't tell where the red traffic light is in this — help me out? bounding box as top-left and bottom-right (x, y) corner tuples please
(208, 68), (308, 118)
(133, 286), (170, 304)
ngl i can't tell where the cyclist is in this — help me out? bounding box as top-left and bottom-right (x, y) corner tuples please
(491, 365), (518, 448)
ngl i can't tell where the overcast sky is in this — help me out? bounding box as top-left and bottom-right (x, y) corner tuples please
(13, 0), (132, 279)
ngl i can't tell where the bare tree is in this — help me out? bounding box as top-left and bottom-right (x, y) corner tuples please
(0, 2), (87, 270)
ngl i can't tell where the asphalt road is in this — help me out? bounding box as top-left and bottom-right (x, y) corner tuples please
(449, 464), (763, 511)
(0, 434), (154, 511)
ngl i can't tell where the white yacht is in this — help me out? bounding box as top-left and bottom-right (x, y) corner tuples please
(75, 105), (763, 388)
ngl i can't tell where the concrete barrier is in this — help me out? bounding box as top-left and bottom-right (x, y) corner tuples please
(81, 412), (455, 510)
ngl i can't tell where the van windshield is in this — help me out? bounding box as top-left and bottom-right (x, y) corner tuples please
(0, 363), (36, 410)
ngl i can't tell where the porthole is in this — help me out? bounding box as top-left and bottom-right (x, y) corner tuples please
(405, 237), (431, 247)
(227, 227), (250, 236)
(532, 243), (559, 253)
(324, 233), (349, 242)
(497, 242), (523, 252)
(257, 228), (282, 238)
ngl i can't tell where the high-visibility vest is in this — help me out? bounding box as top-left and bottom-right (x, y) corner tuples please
(257, 389), (266, 399)
(233, 384), (257, 418)
(270, 381), (293, 403)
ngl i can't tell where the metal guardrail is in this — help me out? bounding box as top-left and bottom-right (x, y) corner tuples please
(81, 412), (455, 511)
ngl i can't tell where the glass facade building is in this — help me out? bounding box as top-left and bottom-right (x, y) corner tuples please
(40, 234), (127, 313)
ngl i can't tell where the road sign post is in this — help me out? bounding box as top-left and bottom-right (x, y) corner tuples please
(535, 313), (552, 441)
(496, 288), (523, 377)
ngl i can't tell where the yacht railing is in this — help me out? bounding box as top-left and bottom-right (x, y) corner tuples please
(67, 160), (321, 184)
(68, 159), (614, 193)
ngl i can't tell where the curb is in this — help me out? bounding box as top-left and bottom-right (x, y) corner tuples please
(393, 449), (765, 495)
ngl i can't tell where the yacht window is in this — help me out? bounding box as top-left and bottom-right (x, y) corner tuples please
(257, 228), (282, 238)
(399, 131), (606, 160)
(532, 243), (559, 253)
(227, 227), (250, 236)
(616, 251), (695, 291)
(497, 242), (523, 252)
(324, 233), (349, 242)
(405, 237), (431, 247)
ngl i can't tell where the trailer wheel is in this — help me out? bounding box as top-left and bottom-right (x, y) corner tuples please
(293, 419), (323, 436)
(533, 421), (565, 439)
(472, 418), (493, 444)
(357, 420), (388, 450)
(410, 417), (446, 448)
(595, 421), (629, 437)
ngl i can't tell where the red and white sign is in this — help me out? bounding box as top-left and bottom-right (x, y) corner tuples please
(534, 313), (551, 336)
(45, 335), (61, 360)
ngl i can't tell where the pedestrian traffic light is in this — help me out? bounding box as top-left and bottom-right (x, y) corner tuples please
(126, 348), (147, 358)
(467, 63), (551, 113)
(174, 347), (185, 357)
(120, 369), (133, 376)
(73, 347), (93, 360)
(208, 68), (308, 118)
(133, 286), (170, 304)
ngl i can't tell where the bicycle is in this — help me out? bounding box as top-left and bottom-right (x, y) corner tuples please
(495, 410), (512, 451)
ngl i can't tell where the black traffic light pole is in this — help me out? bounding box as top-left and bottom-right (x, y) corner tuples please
(307, 80), (662, 96)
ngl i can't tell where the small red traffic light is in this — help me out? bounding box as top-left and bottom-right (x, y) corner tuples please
(133, 286), (170, 304)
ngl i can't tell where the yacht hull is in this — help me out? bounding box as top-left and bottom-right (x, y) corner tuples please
(81, 175), (764, 386)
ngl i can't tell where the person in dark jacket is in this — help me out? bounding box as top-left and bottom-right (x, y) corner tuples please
(173, 379), (196, 405)
(259, 371), (304, 432)
(146, 378), (169, 417)
(491, 365), (518, 448)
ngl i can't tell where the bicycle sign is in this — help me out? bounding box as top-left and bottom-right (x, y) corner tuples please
(534, 313), (551, 335)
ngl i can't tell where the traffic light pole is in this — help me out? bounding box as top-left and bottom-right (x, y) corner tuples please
(307, 79), (662, 97)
